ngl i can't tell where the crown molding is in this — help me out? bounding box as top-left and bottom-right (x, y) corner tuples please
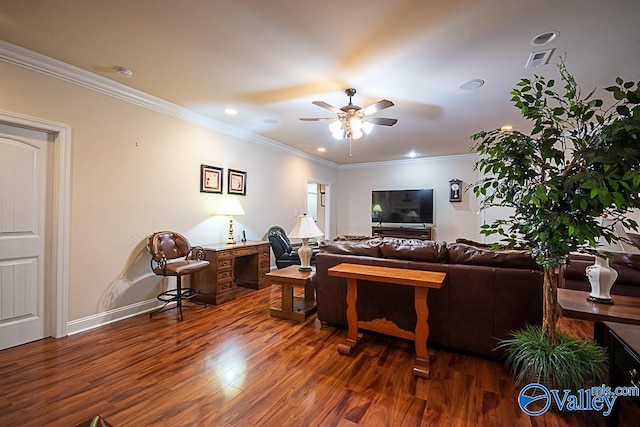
(338, 152), (479, 170)
(0, 40), (339, 170)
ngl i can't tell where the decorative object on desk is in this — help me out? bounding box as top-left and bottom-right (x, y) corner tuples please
(200, 164), (223, 194)
(288, 213), (323, 271)
(241, 230), (247, 242)
(216, 197), (245, 244)
(586, 218), (640, 304)
(227, 168), (247, 195)
(449, 179), (462, 202)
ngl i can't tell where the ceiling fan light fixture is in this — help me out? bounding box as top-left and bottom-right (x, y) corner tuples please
(362, 121), (374, 135)
(329, 120), (344, 140)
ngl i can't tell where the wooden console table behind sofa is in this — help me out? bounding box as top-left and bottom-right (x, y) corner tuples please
(191, 241), (270, 305)
(328, 263), (446, 379)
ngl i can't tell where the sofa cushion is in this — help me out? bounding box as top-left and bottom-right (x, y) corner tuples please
(380, 238), (448, 263)
(319, 238), (382, 257)
(447, 242), (540, 270)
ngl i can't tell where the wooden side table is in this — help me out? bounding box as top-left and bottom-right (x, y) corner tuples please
(557, 288), (640, 344)
(267, 265), (316, 322)
(328, 263), (446, 379)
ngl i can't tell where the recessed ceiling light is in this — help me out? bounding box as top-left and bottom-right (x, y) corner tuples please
(408, 150), (417, 158)
(224, 108), (238, 115)
(317, 147), (326, 153)
(531, 31), (559, 46)
(459, 79), (485, 91)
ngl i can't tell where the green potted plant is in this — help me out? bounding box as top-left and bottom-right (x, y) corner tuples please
(470, 57), (640, 393)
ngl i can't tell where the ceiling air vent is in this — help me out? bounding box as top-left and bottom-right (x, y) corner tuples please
(525, 48), (555, 68)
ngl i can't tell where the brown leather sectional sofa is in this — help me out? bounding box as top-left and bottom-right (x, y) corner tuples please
(311, 237), (544, 359)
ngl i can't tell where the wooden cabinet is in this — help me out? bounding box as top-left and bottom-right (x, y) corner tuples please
(606, 322), (640, 426)
(371, 225), (432, 240)
(191, 241), (270, 305)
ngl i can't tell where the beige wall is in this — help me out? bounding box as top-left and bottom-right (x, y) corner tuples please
(336, 156), (481, 243)
(0, 61), (338, 321)
(0, 56), (483, 329)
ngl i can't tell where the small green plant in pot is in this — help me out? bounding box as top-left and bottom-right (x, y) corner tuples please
(499, 325), (607, 392)
(471, 56), (640, 397)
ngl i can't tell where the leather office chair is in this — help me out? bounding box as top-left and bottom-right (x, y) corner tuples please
(146, 231), (210, 320)
(267, 225), (319, 269)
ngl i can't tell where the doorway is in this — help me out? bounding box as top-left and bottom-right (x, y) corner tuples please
(0, 111), (70, 349)
(306, 179), (330, 240)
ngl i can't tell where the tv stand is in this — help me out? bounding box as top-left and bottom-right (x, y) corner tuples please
(372, 225), (432, 240)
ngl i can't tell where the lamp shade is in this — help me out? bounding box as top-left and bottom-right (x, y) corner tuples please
(288, 214), (323, 239)
(216, 197), (245, 216)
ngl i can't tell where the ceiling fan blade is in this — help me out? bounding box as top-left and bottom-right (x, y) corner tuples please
(365, 117), (398, 126)
(362, 99), (394, 115)
(312, 101), (342, 114)
(299, 117), (336, 122)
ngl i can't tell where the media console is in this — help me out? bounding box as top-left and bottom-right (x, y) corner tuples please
(371, 225), (432, 240)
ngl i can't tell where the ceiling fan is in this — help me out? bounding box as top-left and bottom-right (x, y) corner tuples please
(300, 88), (397, 155)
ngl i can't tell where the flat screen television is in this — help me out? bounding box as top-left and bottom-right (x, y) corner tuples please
(371, 189), (434, 224)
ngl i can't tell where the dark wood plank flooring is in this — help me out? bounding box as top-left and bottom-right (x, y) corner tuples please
(0, 286), (637, 426)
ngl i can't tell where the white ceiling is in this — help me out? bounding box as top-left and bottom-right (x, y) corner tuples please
(2, 0), (640, 165)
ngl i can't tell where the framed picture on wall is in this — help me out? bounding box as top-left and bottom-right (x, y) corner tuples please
(200, 164), (223, 193)
(228, 168), (247, 196)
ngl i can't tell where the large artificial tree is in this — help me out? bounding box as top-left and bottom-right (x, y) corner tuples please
(471, 58), (640, 346)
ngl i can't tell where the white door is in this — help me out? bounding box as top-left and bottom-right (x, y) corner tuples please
(0, 124), (49, 350)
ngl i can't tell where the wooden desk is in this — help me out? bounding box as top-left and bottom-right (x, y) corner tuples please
(558, 288), (640, 343)
(267, 265), (316, 322)
(191, 241), (270, 305)
(328, 263), (446, 378)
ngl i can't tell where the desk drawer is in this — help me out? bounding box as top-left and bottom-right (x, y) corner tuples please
(217, 257), (233, 269)
(218, 278), (233, 292)
(234, 247), (257, 257)
(218, 269), (232, 281)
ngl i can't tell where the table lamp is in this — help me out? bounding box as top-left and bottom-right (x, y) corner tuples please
(372, 204), (383, 223)
(288, 213), (323, 271)
(586, 219), (640, 304)
(216, 197), (245, 244)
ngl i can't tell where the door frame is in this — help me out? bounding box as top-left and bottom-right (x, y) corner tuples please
(306, 177), (331, 240)
(0, 110), (70, 339)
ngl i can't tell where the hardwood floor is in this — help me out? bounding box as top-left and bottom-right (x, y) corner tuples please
(0, 286), (636, 426)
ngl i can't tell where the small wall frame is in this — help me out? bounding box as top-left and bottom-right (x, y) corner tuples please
(227, 168), (247, 196)
(200, 164), (223, 194)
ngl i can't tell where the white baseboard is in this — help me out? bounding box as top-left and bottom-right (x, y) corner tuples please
(66, 299), (160, 335)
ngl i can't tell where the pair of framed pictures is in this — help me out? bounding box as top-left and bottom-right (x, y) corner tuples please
(200, 164), (246, 196)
